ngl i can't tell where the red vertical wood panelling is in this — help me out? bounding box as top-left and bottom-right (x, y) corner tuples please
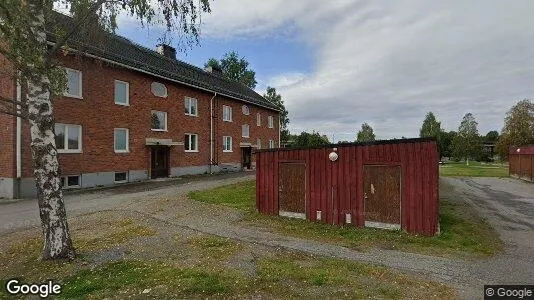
(355, 146), (364, 226)
(422, 142), (431, 235)
(256, 152), (261, 212)
(400, 142), (409, 231)
(432, 142), (439, 234)
(415, 143), (424, 233)
(342, 147), (351, 222)
(407, 142), (416, 233)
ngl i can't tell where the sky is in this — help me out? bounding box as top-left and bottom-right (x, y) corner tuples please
(87, 1), (534, 141)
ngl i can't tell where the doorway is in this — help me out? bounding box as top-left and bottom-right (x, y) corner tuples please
(151, 146), (169, 179)
(278, 162), (306, 219)
(241, 147), (252, 170)
(363, 165), (401, 229)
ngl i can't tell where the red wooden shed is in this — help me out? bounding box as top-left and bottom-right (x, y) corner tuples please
(255, 138), (440, 236)
(509, 145), (534, 182)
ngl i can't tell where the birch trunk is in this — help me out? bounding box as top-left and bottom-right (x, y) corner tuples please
(27, 0), (75, 260)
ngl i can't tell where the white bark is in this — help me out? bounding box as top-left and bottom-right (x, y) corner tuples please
(27, 0), (75, 260)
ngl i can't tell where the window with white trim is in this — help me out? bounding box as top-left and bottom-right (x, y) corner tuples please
(222, 105), (232, 122)
(64, 68), (82, 98)
(257, 138), (261, 149)
(185, 134), (198, 152)
(55, 123), (82, 153)
(114, 172), (128, 183)
(269, 140), (275, 149)
(151, 82), (167, 98)
(62, 175), (80, 189)
(185, 97), (198, 116)
(114, 128), (129, 153)
(223, 136), (232, 152)
(268, 115), (274, 128)
(242, 105), (250, 115)
(256, 113), (261, 126)
(151, 110), (167, 131)
(242, 124), (250, 138)
(114, 80), (129, 105)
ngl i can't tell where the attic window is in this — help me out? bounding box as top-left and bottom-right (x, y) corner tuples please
(151, 82), (168, 98)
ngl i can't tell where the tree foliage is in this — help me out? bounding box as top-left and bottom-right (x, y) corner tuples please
(263, 86), (289, 144)
(292, 131), (330, 148)
(205, 51), (257, 89)
(495, 99), (534, 160)
(356, 123), (375, 142)
(485, 130), (500, 142)
(419, 112), (442, 138)
(0, 0), (211, 260)
(451, 113), (482, 164)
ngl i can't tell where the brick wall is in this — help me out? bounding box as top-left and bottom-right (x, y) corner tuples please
(18, 54), (279, 177)
(0, 54), (15, 178)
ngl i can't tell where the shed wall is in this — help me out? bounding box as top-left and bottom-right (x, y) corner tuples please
(255, 139), (439, 236)
(509, 145), (534, 182)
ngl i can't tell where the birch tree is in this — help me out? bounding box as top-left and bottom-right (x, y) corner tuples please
(0, 0), (210, 260)
(356, 123), (375, 142)
(451, 113), (481, 165)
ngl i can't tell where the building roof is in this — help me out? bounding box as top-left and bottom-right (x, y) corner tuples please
(46, 12), (280, 112)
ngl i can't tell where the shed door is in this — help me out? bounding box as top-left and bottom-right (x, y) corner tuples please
(278, 163), (306, 219)
(364, 165), (401, 229)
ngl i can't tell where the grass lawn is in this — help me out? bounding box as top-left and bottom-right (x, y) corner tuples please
(439, 161), (508, 177)
(0, 211), (455, 299)
(189, 181), (503, 258)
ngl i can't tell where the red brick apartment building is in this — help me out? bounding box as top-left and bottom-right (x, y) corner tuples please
(0, 13), (280, 199)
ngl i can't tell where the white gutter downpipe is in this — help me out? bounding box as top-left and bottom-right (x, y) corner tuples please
(16, 80), (21, 179)
(209, 92), (217, 174)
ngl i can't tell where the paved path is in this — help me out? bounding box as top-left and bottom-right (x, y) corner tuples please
(2, 174), (534, 299)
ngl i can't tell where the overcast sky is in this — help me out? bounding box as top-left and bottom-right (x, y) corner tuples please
(115, 0), (534, 141)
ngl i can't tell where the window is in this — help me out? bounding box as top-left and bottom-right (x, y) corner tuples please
(222, 105), (232, 122)
(114, 128), (129, 153)
(257, 138), (261, 149)
(151, 82), (168, 98)
(242, 124), (250, 138)
(242, 105), (250, 115)
(269, 140), (275, 149)
(114, 80), (129, 105)
(64, 68), (82, 98)
(151, 110), (167, 131)
(223, 136), (232, 152)
(185, 134), (198, 152)
(55, 123), (82, 153)
(185, 97), (198, 116)
(114, 172), (128, 183)
(62, 175), (80, 189)
(268, 116), (274, 128)
(256, 113), (261, 126)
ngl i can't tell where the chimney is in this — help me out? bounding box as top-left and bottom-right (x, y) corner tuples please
(156, 44), (176, 60)
(204, 65), (223, 75)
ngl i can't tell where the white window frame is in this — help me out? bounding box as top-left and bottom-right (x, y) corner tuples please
(114, 80), (129, 106)
(242, 105), (250, 115)
(151, 82), (168, 98)
(114, 172), (128, 183)
(63, 175), (81, 189)
(268, 116), (274, 128)
(55, 123), (82, 153)
(185, 133), (199, 152)
(63, 68), (83, 99)
(223, 136), (233, 152)
(269, 140), (275, 149)
(222, 105), (232, 122)
(185, 97), (198, 117)
(151, 110), (168, 131)
(242, 124), (250, 138)
(114, 128), (129, 153)
(257, 113), (261, 126)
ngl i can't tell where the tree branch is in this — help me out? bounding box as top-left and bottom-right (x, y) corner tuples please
(0, 108), (27, 119)
(0, 94), (27, 108)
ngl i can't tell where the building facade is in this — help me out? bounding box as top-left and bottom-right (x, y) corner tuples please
(0, 15), (280, 199)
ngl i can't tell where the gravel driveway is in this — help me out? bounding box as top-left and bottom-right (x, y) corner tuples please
(2, 174), (533, 299)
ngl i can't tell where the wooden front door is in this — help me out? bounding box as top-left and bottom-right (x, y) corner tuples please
(363, 165), (401, 228)
(242, 147), (252, 170)
(151, 146), (169, 179)
(278, 163), (306, 218)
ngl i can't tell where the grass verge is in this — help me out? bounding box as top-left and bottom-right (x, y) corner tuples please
(439, 161), (508, 177)
(189, 180), (503, 258)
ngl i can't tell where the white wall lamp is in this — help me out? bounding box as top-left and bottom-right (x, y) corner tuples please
(329, 148), (338, 162)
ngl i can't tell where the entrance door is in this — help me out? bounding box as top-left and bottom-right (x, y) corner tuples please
(151, 146), (169, 179)
(278, 163), (306, 219)
(363, 165), (401, 229)
(242, 147), (252, 170)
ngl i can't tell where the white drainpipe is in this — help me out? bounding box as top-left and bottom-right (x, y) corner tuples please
(209, 92), (217, 173)
(16, 80), (21, 179)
